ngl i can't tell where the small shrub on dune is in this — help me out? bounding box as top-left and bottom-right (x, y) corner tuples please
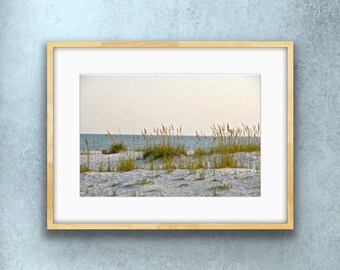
(212, 154), (238, 169)
(149, 160), (155, 170)
(102, 142), (127, 154)
(80, 163), (90, 173)
(116, 156), (135, 171)
(255, 163), (260, 173)
(186, 160), (196, 174)
(102, 131), (127, 154)
(143, 144), (186, 160)
(197, 169), (206, 180)
(195, 158), (208, 169)
(98, 162), (104, 172)
(209, 184), (232, 195)
(163, 157), (176, 173)
(210, 185), (219, 197)
(137, 179), (154, 185)
(194, 147), (210, 157)
(177, 159), (185, 170)
(186, 159), (207, 171)
(216, 183), (232, 190)
(107, 157), (113, 172)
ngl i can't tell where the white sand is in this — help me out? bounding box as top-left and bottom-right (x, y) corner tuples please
(80, 151), (260, 197)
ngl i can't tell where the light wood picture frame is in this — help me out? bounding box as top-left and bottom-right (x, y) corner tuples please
(47, 41), (293, 230)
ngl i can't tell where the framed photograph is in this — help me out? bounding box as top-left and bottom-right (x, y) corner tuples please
(47, 41), (294, 230)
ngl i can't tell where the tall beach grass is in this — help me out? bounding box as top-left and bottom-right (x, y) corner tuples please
(80, 123), (260, 172)
(141, 125), (187, 160)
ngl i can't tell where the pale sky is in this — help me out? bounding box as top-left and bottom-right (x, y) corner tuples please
(80, 74), (260, 135)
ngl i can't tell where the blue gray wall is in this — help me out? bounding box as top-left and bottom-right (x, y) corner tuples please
(0, 1), (339, 269)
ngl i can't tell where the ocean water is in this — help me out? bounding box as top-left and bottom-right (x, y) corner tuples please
(80, 134), (260, 152)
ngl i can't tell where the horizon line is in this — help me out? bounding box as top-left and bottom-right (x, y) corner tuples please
(80, 133), (261, 137)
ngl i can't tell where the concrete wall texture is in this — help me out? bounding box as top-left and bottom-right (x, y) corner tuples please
(0, 0), (339, 269)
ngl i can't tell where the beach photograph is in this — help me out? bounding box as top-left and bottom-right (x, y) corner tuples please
(80, 74), (261, 197)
